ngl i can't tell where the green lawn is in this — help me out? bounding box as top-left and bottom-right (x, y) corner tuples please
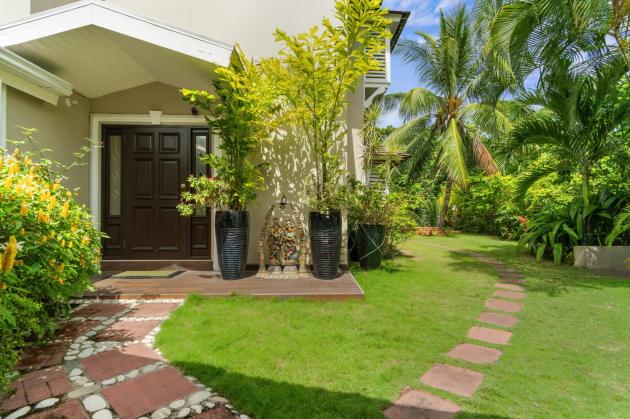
(156, 235), (630, 418)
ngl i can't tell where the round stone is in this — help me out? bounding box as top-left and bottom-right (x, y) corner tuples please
(169, 400), (185, 410)
(102, 319), (115, 325)
(67, 349), (79, 355)
(117, 374), (125, 382)
(70, 343), (81, 349)
(69, 368), (82, 377)
(83, 394), (107, 412)
(6, 405), (31, 419)
(76, 336), (88, 343)
(176, 407), (190, 418)
(150, 407), (171, 419)
(126, 370), (138, 378)
(64, 355), (77, 361)
(190, 404), (202, 414)
(204, 402), (215, 409)
(210, 396), (228, 404)
(188, 390), (211, 404)
(92, 409), (113, 419)
(239, 415), (251, 419)
(102, 378), (116, 385)
(142, 364), (157, 374)
(34, 398), (59, 409)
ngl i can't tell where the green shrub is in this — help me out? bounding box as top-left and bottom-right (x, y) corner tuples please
(453, 174), (522, 238)
(0, 147), (103, 388)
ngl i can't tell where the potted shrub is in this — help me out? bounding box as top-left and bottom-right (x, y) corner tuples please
(179, 47), (277, 280)
(273, 0), (390, 279)
(349, 180), (392, 269)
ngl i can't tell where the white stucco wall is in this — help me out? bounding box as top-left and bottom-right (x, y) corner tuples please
(0, 0), (30, 25)
(30, 0), (336, 59)
(5, 87), (91, 205)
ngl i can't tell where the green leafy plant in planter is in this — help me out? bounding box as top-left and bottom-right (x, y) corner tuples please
(272, 0), (390, 279)
(348, 180), (393, 269)
(179, 46), (278, 280)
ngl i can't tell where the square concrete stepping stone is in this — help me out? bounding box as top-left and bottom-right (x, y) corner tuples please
(102, 367), (197, 419)
(478, 312), (519, 328)
(73, 303), (127, 318)
(486, 299), (523, 313)
(127, 303), (179, 318)
(447, 343), (502, 365)
(498, 272), (525, 279)
(384, 389), (460, 419)
(95, 320), (161, 342)
(493, 290), (526, 300)
(420, 364), (484, 397)
(2, 366), (71, 411)
(81, 343), (162, 381)
(468, 326), (512, 345)
(27, 399), (90, 419)
(495, 283), (525, 292)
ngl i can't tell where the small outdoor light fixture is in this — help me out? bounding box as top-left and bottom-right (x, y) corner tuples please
(191, 106), (199, 115)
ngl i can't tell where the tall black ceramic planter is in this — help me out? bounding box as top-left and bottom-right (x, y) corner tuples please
(309, 211), (341, 280)
(215, 210), (249, 280)
(358, 223), (385, 269)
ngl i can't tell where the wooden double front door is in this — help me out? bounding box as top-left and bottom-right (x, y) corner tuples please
(102, 126), (211, 260)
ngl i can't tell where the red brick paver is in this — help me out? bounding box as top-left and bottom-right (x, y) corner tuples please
(127, 303), (179, 318)
(81, 343), (162, 381)
(16, 341), (69, 372)
(72, 303), (127, 318)
(384, 389), (460, 419)
(27, 399), (90, 419)
(485, 298), (523, 313)
(468, 326), (512, 345)
(495, 282), (525, 292)
(102, 367), (197, 419)
(447, 343), (502, 365)
(2, 366), (71, 411)
(58, 320), (100, 341)
(420, 364), (484, 397)
(478, 312), (519, 328)
(493, 290), (526, 300)
(95, 320), (161, 342)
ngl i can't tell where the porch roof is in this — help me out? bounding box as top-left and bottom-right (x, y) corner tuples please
(0, 0), (233, 99)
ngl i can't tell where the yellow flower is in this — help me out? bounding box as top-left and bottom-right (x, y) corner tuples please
(20, 201), (28, 217)
(19, 228), (25, 236)
(61, 202), (69, 219)
(12, 148), (20, 159)
(8, 162), (19, 176)
(71, 224), (78, 233)
(40, 235), (48, 244)
(0, 282), (7, 290)
(44, 213), (51, 224)
(60, 239), (65, 248)
(52, 182), (60, 191)
(49, 259), (56, 267)
(67, 241), (73, 249)
(57, 277), (65, 285)
(37, 209), (45, 223)
(23, 156), (32, 165)
(4, 177), (13, 189)
(82, 236), (91, 245)
(1, 236), (17, 274)
(66, 191), (72, 197)
(57, 262), (65, 273)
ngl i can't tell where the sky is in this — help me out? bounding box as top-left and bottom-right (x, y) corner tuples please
(380, 0), (474, 127)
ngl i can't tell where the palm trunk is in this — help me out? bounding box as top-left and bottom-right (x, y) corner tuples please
(438, 179), (453, 231)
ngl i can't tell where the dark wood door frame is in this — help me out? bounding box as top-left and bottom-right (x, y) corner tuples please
(101, 125), (211, 261)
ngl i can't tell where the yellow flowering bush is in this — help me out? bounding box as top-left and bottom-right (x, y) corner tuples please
(0, 146), (103, 387)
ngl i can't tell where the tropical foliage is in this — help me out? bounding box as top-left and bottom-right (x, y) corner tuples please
(272, 0), (390, 212)
(385, 6), (509, 229)
(180, 46), (278, 213)
(0, 138), (102, 387)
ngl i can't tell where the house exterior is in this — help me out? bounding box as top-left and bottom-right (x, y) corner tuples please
(0, 0), (407, 270)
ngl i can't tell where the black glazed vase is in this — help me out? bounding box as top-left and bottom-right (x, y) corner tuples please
(309, 211), (341, 280)
(215, 210), (249, 280)
(357, 223), (385, 269)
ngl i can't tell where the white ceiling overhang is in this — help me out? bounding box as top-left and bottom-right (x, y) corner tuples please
(0, 47), (73, 105)
(0, 0), (234, 99)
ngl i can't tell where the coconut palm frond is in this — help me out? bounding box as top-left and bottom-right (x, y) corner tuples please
(472, 135), (500, 175)
(439, 119), (469, 187)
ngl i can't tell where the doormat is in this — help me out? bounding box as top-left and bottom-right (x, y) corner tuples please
(111, 270), (183, 279)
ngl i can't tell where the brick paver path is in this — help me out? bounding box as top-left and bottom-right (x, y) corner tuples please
(1, 301), (248, 419)
(384, 251), (528, 417)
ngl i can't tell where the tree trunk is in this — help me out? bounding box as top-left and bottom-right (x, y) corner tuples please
(581, 168), (591, 245)
(438, 179), (453, 231)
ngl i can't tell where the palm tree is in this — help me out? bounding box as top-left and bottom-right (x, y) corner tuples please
(385, 6), (513, 229)
(508, 62), (629, 207)
(487, 0), (629, 88)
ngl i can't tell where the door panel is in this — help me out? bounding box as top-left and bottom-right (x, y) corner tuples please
(103, 125), (211, 260)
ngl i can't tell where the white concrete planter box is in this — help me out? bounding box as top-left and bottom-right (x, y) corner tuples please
(574, 246), (630, 273)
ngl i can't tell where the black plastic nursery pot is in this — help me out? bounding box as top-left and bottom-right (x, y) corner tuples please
(357, 223), (385, 269)
(215, 210), (249, 280)
(309, 211), (342, 280)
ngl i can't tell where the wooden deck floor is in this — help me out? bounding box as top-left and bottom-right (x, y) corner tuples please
(85, 271), (364, 300)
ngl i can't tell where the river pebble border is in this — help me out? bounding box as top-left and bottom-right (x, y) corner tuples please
(2, 300), (249, 419)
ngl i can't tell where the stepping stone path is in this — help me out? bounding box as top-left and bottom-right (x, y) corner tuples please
(2, 300), (247, 419)
(385, 253), (528, 418)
